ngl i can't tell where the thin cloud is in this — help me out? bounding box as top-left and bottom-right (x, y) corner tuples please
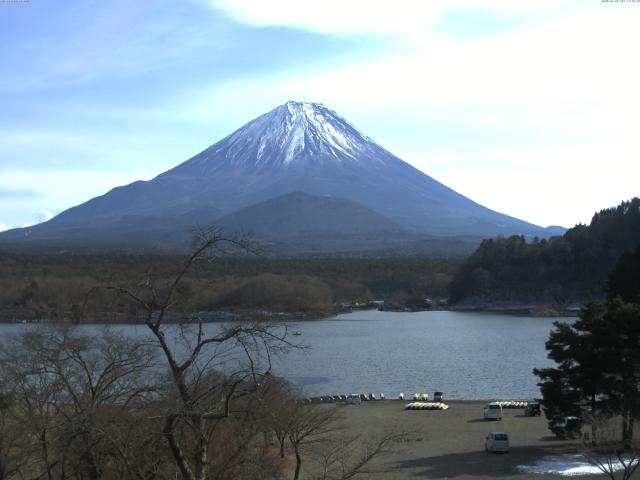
(0, 129), (89, 151)
(37, 210), (55, 224)
(409, 142), (639, 228)
(210, 0), (566, 43)
(0, 187), (42, 200)
(0, 1), (221, 93)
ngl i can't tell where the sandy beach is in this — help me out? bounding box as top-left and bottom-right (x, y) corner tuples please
(316, 400), (602, 479)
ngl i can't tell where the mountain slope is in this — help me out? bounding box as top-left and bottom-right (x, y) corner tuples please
(0, 101), (561, 252)
(215, 192), (403, 238)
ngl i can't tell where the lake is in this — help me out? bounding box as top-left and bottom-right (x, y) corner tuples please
(269, 310), (565, 400)
(0, 310), (570, 400)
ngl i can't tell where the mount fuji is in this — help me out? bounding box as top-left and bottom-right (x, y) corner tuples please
(0, 101), (563, 254)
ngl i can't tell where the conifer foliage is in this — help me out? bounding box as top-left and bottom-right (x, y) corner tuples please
(534, 257), (640, 446)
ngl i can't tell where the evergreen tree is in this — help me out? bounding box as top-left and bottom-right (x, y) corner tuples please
(534, 300), (640, 446)
(608, 245), (640, 304)
(599, 299), (640, 446)
(534, 302), (613, 444)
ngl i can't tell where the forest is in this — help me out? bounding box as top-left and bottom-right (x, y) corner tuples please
(448, 198), (640, 308)
(3, 198), (640, 321)
(0, 251), (458, 322)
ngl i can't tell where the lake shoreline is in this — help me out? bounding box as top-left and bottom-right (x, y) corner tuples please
(0, 303), (579, 324)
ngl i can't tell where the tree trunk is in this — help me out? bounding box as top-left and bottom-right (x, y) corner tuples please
(0, 443), (6, 480)
(193, 416), (207, 480)
(622, 410), (632, 449)
(163, 417), (194, 480)
(40, 429), (54, 480)
(81, 443), (101, 480)
(293, 447), (301, 480)
(61, 450), (67, 480)
(590, 394), (597, 446)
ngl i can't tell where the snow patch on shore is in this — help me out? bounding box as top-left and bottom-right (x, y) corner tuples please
(517, 454), (626, 476)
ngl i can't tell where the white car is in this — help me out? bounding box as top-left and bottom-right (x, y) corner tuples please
(551, 416), (582, 439)
(485, 432), (509, 453)
(483, 402), (503, 420)
(346, 394), (362, 405)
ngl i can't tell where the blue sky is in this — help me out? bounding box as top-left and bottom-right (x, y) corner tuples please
(1, 0), (639, 231)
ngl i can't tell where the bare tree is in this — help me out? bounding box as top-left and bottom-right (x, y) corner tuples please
(0, 326), (159, 480)
(309, 432), (407, 480)
(101, 229), (292, 480)
(0, 327), (69, 480)
(1, 230), (392, 480)
(287, 405), (340, 480)
(583, 416), (640, 480)
(254, 376), (299, 459)
(585, 447), (640, 480)
(285, 403), (407, 480)
(0, 393), (30, 480)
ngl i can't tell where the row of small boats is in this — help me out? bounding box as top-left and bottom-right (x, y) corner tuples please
(400, 393), (432, 401)
(301, 396), (528, 407)
(303, 395), (347, 404)
(304, 392), (436, 403)
(303, 393), (386, 403)
(405, 402), (449, 410)
(493, 400), (529, 409)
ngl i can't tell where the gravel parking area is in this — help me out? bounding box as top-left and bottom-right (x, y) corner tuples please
(322, 400), (601, 479)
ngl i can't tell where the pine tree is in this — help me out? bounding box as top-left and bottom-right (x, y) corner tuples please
(608, 245), (640, 304)
(534, 302), (613, 444)
(535, 299), (640, 445)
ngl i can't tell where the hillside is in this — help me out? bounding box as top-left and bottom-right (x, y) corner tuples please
(215, 191), (404, 237)
(448, 198), (640, 308)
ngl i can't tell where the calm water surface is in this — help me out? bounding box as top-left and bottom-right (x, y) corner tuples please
(0, 310), (569, 400)
(270, 310), (565, 399)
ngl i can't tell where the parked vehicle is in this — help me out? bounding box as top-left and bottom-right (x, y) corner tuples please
(485, 432), (509, 453)
(433, 391), (444, 402)
(524, 402), (541, 417)
(483, 402), (503, 420)
(346, 394), (362, 405)
(551, 416), (582, 439)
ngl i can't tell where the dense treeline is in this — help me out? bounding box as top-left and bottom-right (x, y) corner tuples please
(0, 253), (458, 322)
(449, 198), (640, 307)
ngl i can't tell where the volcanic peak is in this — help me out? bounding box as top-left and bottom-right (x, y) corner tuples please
(172, 101), (386, 175)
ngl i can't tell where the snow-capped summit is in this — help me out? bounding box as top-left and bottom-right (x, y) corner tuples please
(0, 101), (561, 251)
(169, 101), (389, 174)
